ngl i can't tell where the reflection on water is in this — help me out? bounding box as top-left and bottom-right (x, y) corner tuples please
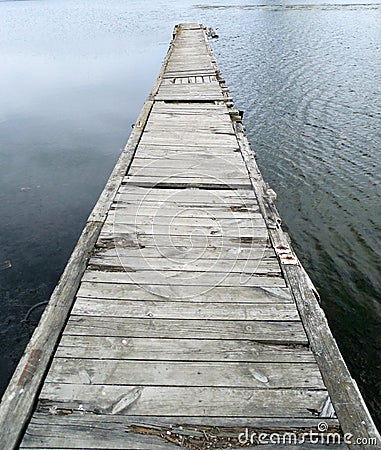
(0, 0), (380, 428)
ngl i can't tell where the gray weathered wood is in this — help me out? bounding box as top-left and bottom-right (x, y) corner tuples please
(82, 269), (286, 287)
(117, 186), (255, 199)
(100, 222), (269, 239)
(65, 316), (308, 344)
(97, 234), (269, 250)
(106, 213), (266, 229)
(113, 194), (258, 209)
(37, 384), (330, 418)
(56, 335), (315, 362)
(20, 413), (345, 450)
(77, 281), (293, 303)
(93, 242), (274, 260)
(46, 359), (325, 389)
(108, 205), (261, 218)
(71, 298), (297, 320)
(88, 255), (281, 275)
(123, 177), (252, 189)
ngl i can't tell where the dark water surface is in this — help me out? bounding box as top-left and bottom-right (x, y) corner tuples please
(1, 0), (380, 428)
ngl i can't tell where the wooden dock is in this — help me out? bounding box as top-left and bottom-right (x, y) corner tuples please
(1, 24), (380, 450)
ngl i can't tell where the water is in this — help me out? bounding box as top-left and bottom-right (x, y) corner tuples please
(0, 0), (380, 428)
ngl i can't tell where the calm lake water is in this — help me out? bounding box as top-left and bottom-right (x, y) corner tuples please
(0, 0), (380, 428)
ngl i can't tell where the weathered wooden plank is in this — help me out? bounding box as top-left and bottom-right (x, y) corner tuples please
(142, 123), (235, 134)
(145, 114), (231, 123)
(100, 222), (269, 239)
(110, 203), (258, 215)
(116, 185), (254, 196)
(129, 167), (247, 181)
(156, 84), (222, 92)
(72, 298), (297, 321)
(92, 243), (275, 261)
(25, 413), (342, 430)
(157, 80), (220, 87)
(139, 131), (238, 144)
(88, 255), (281, 275)
(155, 96), (225, 102)
(77, 282), (293, 303)
(82, 269), (286, 288)
(108, 213), (265, 228)
(153, 102), (229, 110)
(145, 111), (231, 119)
(115, 189), (257, 204)
(37, 384), (330, 418)
(113, 194), (258, 209)
(108, 205), (261, 218)
(56, 335), (315, 363)
(20, 413), (344, 450)
(106, 211), (262, 227)
(164, 63), (215, 69)
(123, 178), (253, 189)
(127, 168), (249, 180)
(124, 172), (248, 182)
(97, 233), (268, 249)
(141, 130), (236, 139)
(21, 442), (348, 450)
(145, 120), (231, 128)
(149, 107), (230, 116)
(155, 94), (224, 101)
(164, 66), (216, 72)
(163, 69), (217, 75)
(156, 84), (223, 90)
(107, 219), (266, 234)
(46, 359), (325, 389)
(22, 415), (178, 450)
(143, 125), (234, 134)
(135, 145), (241, 157)
(134, 151), (242, 162)
(65, 316), (307, 344)
(138, 138), (238, 149)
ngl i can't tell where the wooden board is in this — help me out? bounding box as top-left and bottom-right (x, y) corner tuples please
(88, 255), (281, 275)
(21, 413), (345, 450)
(71, 298), (297, 320)
(82, 269), (286, 288)
(112, 195), (258, 209)
(45, 359), (325, 389)
(92, 244), (275, 261)
(55, 335), (315, 362)
(77, 282), (294, 303)
(107, 213), (266, 228)
(64, 316), (307, 344)
(123, 177), (252, 189)
(108, 205), (261, 218)
(100, 222), (269, 239)
(37, 384), (331, 418)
